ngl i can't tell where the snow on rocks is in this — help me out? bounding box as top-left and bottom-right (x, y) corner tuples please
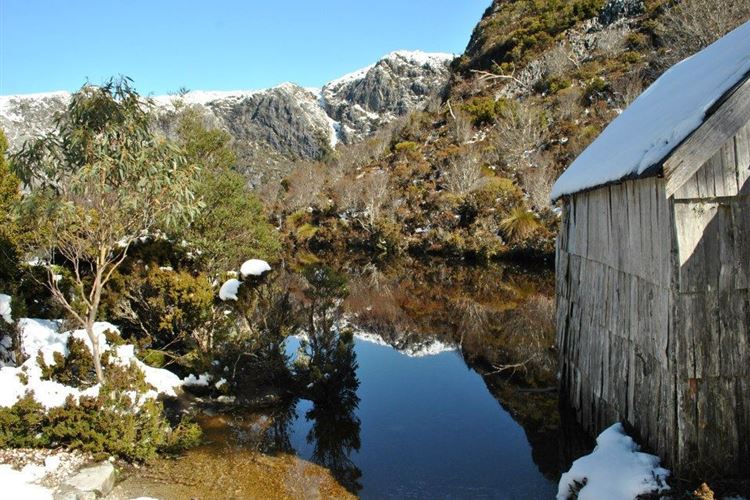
(0, 319), (183, 408)
(219, 278), (241, 301)
(557, 422), (670, 500)
(0, 294), (12, 324)
(240, 259), (271, 277)
(182, 372), (212, 387)
(551, 20), (750, 200)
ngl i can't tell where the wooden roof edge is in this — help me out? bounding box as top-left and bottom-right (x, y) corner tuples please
(553, 70), (750, 203)
(662, 70), (750, 198)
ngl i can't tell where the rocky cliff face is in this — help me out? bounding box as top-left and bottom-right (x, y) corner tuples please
(0, 51), (452, 184)
(321, 50), (453, 143)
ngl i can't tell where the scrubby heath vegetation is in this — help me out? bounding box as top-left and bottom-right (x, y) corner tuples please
(265, 0), (750, 263)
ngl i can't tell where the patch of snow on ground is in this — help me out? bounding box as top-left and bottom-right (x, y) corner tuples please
(113, 345), (182, 397)
(0, 294), (12, 324)
(557, 422), (670, 500)
(219, 278), (241, 301)
(551, 20), (750, 199)
(240, 259), (272, 277)
(0, 463), (53, 499)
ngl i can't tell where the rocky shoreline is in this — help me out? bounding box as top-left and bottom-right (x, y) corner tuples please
(0, 448), (123, 499)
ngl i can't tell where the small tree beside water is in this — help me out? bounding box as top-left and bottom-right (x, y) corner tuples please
(12, 79), (200, 383)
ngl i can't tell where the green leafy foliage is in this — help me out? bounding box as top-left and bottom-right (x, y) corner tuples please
(11, 78), (202, 383)
(37, 336), (100, 388)
(175, 107), (281, 275)
(463, 97), (508, 126)
(110, 266), (216, 358)
(0, 362), (202, 462)
(0, 128), (23, 289)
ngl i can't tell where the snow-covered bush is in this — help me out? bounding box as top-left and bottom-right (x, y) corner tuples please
(0, 319), (201, 461)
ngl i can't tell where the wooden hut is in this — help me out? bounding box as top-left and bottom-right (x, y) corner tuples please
(552, 21), (750, 477)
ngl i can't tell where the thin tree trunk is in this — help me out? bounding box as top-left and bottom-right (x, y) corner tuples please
(86, 321), (104, 383)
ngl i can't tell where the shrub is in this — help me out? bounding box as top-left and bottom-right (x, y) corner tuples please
(0, 363), (202, 462)
(37, 336), (100, 389)
(105, 266), (221, 373)
(535, 75), (572, 94)
(463, 97), (508, 126)
(394, 141), (419, 153)
(584, 77), (611, 102)
(500, 207), (542, 242)
(470, 177), (524, 213)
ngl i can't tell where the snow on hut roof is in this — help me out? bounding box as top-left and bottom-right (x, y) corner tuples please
(551, 20), (750, 201)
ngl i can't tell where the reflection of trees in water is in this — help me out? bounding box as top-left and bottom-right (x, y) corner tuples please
(341, 259), (593, 479)
(305, 391), (362, 494)
(262, 398), (298, 454)
(294, 264), (363, 493)
(345, 259), (557, 385)
(264, 331), (363, 494)
(301, 322), (362, 494)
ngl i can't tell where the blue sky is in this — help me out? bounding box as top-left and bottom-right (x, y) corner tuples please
(0, 0), (490, 96)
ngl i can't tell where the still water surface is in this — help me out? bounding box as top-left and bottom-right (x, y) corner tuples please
(284, 335), (558, 499)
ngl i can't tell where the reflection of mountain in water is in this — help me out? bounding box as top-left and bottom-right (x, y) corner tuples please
(341, 258), (593, 480)
(352, 328), (456, 358)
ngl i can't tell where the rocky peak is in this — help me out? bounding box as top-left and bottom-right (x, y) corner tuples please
(321, 50), (454, 143)
(0, 92), (70, 150)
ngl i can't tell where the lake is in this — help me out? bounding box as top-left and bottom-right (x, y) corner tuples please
(285, 334), (558, 499)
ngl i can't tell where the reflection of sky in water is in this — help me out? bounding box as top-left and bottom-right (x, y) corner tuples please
(285, 336), (556, 499)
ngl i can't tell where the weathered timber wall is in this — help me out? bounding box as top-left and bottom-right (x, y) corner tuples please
(557, 121), (750, 476)
(671, 121), (750, 476)
(556, 176), (677, 465)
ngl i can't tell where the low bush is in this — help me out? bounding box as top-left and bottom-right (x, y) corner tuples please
(0, 364), (201, 461)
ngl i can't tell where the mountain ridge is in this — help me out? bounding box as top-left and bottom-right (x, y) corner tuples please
(0, 50), (454, 184)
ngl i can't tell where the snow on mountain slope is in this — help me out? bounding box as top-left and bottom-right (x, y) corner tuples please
(0, 50), (453, 182)
(322, 50), (454, 143)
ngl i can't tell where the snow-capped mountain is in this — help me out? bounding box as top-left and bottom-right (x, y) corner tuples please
(0, 50), (453, 184)
(321, 50), (454, 143)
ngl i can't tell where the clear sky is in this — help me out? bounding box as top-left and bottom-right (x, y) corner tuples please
(0, 0), (490, 96)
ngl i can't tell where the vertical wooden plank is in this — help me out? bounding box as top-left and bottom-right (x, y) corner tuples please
(731, 199), (750, 290)
(734, 121), (750, 192)
(720, 140), (738, 196)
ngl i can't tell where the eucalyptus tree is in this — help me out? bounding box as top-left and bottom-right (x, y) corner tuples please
(12, 78), (200, 383)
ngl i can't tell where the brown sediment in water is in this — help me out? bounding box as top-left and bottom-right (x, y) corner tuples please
(110, 413), (355, 500)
